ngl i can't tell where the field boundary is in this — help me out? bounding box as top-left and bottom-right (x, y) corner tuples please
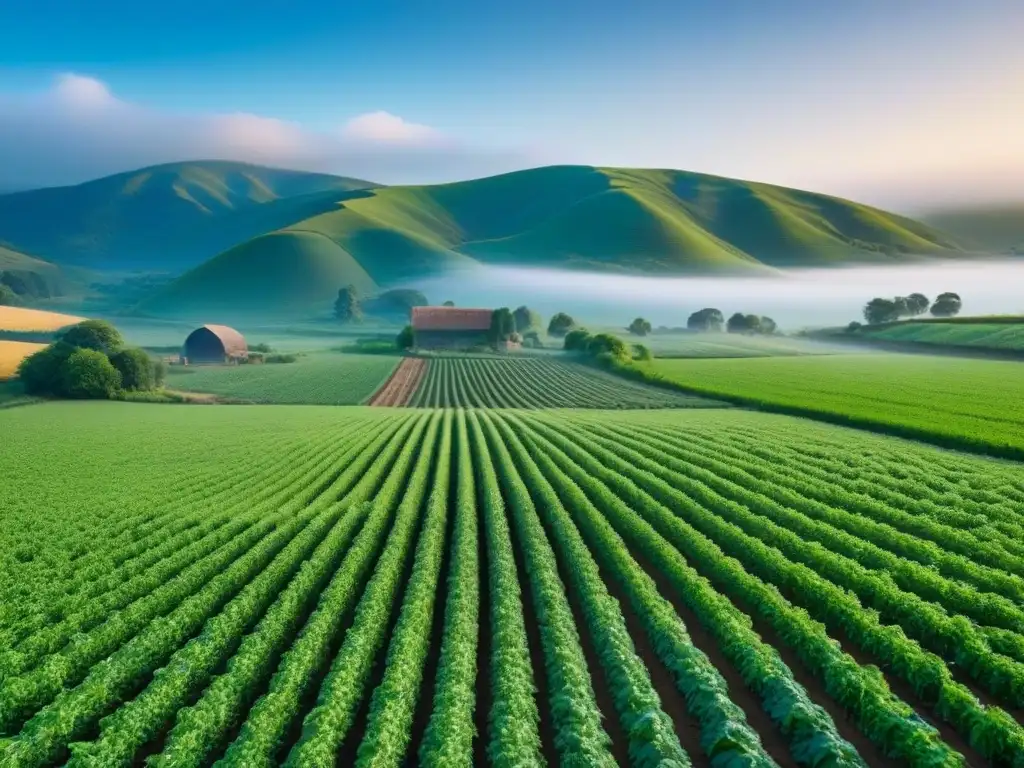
(807, 333), (1024, 362)
(606, 360), (1024, 462)
(368, 357), (427, 406)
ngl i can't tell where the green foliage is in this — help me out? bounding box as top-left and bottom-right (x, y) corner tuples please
(488, 307), (515, 343)
(931, 292), (963, 318)
(334, 284), (363, 323)
(726, 313), (762, 334)
(863, 298), (899, 325)
(627, 317), (652, 336)
(547, 312), (576, 337)
(905, 293), (930, 315)
(522, 330), (543, 348)
(563, 327), (592, 351)
(109, 347), (156, 391)
(61, 348), (122, 399)
(586, 332), (630, 361)
(16, 342), (76, 396)
(442, 300), (455, 307)
(59, 319), (123, 353)
(396, 325), (414, 350)
(847, 321), (863, 333)
(687, 307), (724, 332)
(512, 305), (542, 333)
(632, 343), (652, 361)
(265, 353), (298, 364)
(249, 343), (273, 353)
(4, 404), (1024, 766)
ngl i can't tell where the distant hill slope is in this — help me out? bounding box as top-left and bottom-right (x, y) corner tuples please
(0, 245), (67, 298)
(922, 205), (1024, 253)
(140, 165), (963, 317)
(0, 161), (379, 270)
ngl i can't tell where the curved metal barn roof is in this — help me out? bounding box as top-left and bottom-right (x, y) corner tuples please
(185, 324), (248, 356)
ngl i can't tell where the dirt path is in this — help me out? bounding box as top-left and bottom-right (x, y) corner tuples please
(368, 358), (427, 407)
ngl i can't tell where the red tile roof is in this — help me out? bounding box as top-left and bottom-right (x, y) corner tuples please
(412, 307), (493, 331)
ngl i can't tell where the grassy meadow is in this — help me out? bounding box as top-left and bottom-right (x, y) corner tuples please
(636, 353), (1024, 457)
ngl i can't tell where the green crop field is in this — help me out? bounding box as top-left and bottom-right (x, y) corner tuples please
(166, 353), (399, 405)
(638, 354), (1024, 458)
(637, 332), (853, 358)
(863, 321), (1024, 351)
(2, 402), (1024, 767)
(406, 356), (717, 409)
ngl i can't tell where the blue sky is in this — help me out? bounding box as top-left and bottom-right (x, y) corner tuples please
(0, 0), (1020, 209)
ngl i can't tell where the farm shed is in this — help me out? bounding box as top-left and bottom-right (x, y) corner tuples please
(412, 306), (492, 350)
(181, 324), (248, 364)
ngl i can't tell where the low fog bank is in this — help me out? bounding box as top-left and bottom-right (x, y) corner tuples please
(411, 259), (1024, 330)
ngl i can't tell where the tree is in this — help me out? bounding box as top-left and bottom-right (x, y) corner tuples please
(523, 331), (543, 348)
(847, 321), (863, 333)
(906, 293), (930, 316)
(628, 317), (652, 336)
(586, 333), (630, 361)
(513, 306), (542, 333)
(759, 316), (778, 335)
(59, 319), (123, 353)
(396, 325), (414, 350)
(334, 285), (362, 323)
(442, 300), (455, 307)
(726, 313), (761, 334)
(931, 292), (962, 317)
(863, 298), (900, 325)
(61, 348), (121, 399)
(563, 328), (592, 351)
(489, 308), (515, 343)
(109, 347), (156, 391)
(548, 312), (576, 338)
(687, 308), (724, 332)
(632, 343), (653, 361)
(17, 342), (76, 396)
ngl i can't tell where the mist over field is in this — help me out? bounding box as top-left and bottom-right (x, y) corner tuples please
(414, 258), (1024, 330)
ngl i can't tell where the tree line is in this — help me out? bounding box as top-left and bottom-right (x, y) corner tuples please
(861, 292), (962, 325)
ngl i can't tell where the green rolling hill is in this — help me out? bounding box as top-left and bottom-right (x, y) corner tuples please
(0, 160), (378, 270)
(922, 204), (1024, 253)
(0, 245), (68, 299)
(140, 165), (964, 317)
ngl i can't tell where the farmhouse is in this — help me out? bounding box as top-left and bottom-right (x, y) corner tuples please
(181, 324), (248, 364)
(412, 306), (492, 350)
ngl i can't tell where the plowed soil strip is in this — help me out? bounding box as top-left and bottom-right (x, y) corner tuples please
(369, 358), (427, 407)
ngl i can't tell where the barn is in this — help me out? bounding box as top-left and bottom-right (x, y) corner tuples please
(411, 307), (492, 350)
(181, 324), (248, 364)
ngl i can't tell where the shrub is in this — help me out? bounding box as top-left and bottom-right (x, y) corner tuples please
(109, 347), (156, 391)
(548, 312), (576, 337)
(249, 343), (273, 353)
(563, 328), (592, 351)
(245, 352), (265, 364)
(59, 319), (123, 353)
(632, 343), (653, 361)
(396, 325), (414, 350)
(847, 321), (863, 333)
(62, 348), (122, 399)
(266, 353), (298, 364)
(586, 333), (630, 361)
(17, 342), (76, 396)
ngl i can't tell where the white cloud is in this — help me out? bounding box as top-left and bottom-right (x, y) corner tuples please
(0, 73), (530, 190)
(341, 111), (442, 144)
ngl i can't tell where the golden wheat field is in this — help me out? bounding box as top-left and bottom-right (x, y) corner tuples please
(0, 306), (84, 332)
(0, 341), (46, 379)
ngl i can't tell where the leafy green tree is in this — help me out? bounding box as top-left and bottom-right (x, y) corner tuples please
(442, 300), (455, 307)
(906, 293), (930, 316)
(687, 308), (725, 332)
(586, 333), (630, 360)
(759, 316), (778, 335)
(628, 317), (652, 336)
(563, 328), (592, 351)
(548, 312), (576, 337)
(847, 321), (863, 333)
(489, 307), (515, 342)
(513, 306), (542, 333)
(632, 343), (653, 361)
(60, 319), (123, 353)
(334, 285), (363, 323)
(61, 348), (122, 399)
(727, 313), (762, 334)
(396, 325), (414, 350)
(17, 342), (76, 396)
(931, 292), (962, 317)
(523, 331), (543, 348)
(109, 347), (156, 391)
(863, 298), (900, 325)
